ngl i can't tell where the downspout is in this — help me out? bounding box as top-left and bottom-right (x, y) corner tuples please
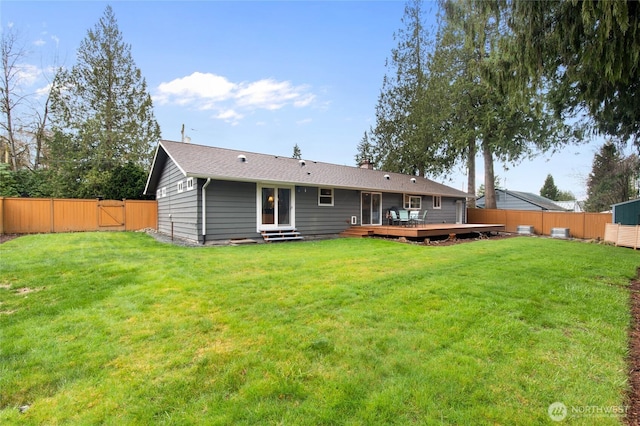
(202, 178), (212, 244)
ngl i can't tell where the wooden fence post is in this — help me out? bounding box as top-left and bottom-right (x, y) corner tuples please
(0, 197), (4, 235)
(50, 198), (55, 233)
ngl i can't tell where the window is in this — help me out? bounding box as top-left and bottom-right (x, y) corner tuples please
(161, 187), (166, 198)
(177, 180), (184, 193)
(318, 188), (334, 206)
(156, 189), (161, 199)
(403, 194), (421, 210)
(186, 177), (194, 191)
(433, 195), (442, 209)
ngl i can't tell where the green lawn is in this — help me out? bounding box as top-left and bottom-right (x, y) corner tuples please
(0, 232), (638, 425)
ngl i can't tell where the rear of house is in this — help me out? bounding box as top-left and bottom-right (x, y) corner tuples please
(145, 140), (470, 243)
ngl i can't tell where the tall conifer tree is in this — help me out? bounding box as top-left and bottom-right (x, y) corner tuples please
(50, 6), (160, 198)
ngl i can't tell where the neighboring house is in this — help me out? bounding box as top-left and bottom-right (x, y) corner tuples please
(612, 198), (640, 225)
(475, 189), (568, 211)
(144, 140), (470, 243)
(554, 200), (585, 212)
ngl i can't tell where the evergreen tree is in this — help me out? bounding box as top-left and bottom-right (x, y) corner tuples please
(102, 162), (152, 200)
(540, 174), (559, 200)
(437, 0), (577, 209)
(292, 144), (302, 160)
(49, 6), (160, 198)
(556, 190), (575, 202)
(354, 131), (374, 166)
(371, 0), (453, 177)
(506, 1), (640, 146)
(0, 163), (19, 196)
(585, 143), (639, 212)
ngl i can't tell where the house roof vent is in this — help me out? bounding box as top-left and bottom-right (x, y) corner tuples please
(384, 174), (390, 180)
(299, 159), (306, 167)
(237, 154), (247, 163)
(410, 177), (416, 183)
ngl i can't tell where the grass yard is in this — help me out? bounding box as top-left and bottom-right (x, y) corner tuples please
(0, 232), (638, 425)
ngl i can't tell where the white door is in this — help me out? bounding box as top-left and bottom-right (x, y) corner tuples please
(259, 186), (294, 230)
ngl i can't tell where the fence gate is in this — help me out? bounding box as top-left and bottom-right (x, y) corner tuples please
(98, 200), (125, 230)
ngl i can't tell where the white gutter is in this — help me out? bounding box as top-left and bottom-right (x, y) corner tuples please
(202, 178), (212, 244)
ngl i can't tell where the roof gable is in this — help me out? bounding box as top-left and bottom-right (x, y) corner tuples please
(145, 140), (470, 198)
(476, 189), (567, 211)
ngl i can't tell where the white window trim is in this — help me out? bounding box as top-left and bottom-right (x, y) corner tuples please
(161, 187), (167, 198)
(318, 188), (334, 206)
(403, 194), (421, 210)
(433, 195), (442, 209)
(177, 180), (184, 193)
(256, 183), (296, 231)
(186, 177), (194, 191)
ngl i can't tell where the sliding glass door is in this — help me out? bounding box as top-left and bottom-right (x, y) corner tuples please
(260, 186), (293, 229)
(361, 192), (382, 225)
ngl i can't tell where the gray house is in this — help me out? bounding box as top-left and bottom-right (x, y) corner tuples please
(144, 140), (470, 243)
(476, 189), (568, 211)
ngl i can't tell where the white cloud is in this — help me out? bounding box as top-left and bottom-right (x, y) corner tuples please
(235, 79), (304, 110)
(33, 39), (46, 47)
(155, 72), (315, 123)
(156, 72), (237, 107)
(215, 109), (243, 125)
(294, 94), (315, 108)
(16, 64), (41, 86)
(35, 83), (52, 97)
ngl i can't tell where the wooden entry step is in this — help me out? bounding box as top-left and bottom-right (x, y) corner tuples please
(261, 229), (304, 242)
(339, 227), (375, 238)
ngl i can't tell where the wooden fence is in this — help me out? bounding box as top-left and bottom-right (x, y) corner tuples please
(467, 208), (612, 240)
(604, 223), (640, 249)
(0, 197), (157, 234)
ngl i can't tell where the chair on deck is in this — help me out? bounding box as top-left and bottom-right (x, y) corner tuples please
(398, 210), (411, 226)
(389, 210), (400, 225)
(411, 210), (428, 226)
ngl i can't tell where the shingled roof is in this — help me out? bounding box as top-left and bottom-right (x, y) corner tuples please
(476, 189), (567, 211)
(145, 140), (470, 198)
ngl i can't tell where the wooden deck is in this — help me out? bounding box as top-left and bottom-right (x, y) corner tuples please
(340, 223), (506, 239)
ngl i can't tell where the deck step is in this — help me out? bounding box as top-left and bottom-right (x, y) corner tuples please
(339, 227), (375, 238)
(261, 229), (304, 242)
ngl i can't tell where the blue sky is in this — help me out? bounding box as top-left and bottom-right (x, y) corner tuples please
(1, 0), (612, 199)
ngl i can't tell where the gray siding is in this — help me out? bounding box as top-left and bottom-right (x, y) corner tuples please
(427, 196), (459, 223)
(157, 159), (199, 241)
(381, 193), (460, 224)
(205, 180), (260, 240)
(156, 162), (467, 242)
(381, 193), (403, 216)
(296, 187), (360, 235)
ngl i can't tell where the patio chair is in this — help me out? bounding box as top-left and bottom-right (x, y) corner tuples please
(389, 210), (400, 225)
(398, 210), (411, 226)
(411, 210), (428, 226)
